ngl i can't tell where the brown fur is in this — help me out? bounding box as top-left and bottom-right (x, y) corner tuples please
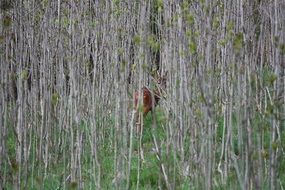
(133, 72), (167, 134)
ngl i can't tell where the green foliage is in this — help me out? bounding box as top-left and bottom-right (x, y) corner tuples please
(130, 154), (160, 188)
(182, 1), (190, 12)
(186, 14), (195, 25)
(280, 44), (285, 55)
(262, 66), (277, 87)
(2, 15), (12, 28)
(212, 17), (220, 30)
(20, 70), (29, 80)
(138, 104), (144, 113)
(279, 158), (285, 188)
(189, 41), (197, 54)
(133, 35), (141, 46)
(218, 1), (224, 10)
(2, 100), (285, 189)
(89, 21), (97, 28)
(112, 0), (120, 6)
(42, 175), (61, 189)
(120, 59), (127, 71)
(218, 39), (227, 47)
(233, 32), (243, 52)
(0, 35), (5, 44)
(273, 36), (279, 46)
(41, 0), (49, 7)
(6, 124), (17, 159)
(147, 35), (160, 52)
(51, 92), (59, 107)
(62, 17), (69, 28)
(68, 181), (78, 190)
(216, 115), (224, 142)
(194, 107), (203, 120)
(11, 159), (19, 174)
(155, 0), (164, 11)
(226, 21), (234, 32)
(112, 0), (123, 17)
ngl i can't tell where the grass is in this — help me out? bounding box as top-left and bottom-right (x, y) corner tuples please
(1, 101), (285, 189)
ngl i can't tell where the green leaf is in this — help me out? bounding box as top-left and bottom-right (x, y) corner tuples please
(147, 35), (160, 52)
(186, 14), (194, 25)
(51, 92), (59, 106)
(69, 181), (78, 190)
(131, 63), (137, 71)
(11, 160), (19, 173)
(272, 141), (279, 151)
(120, 59), (127, 71)
(142, 63), (149, 71)
(194, 108), (203, 119)
(262, 150), (269, 159)
(182, 1), (189, 11)
(189, 41), (197, 54)
(263, 67), (277, 86)
(186, 30), (192, 38)
(118, 48), (124, 55)
(62, 17), (69, 28)
(156, 0), (163, 9)
(41, 0), (49, 7)
(280, 44), (285, 55)
(212, 17), (220, 29)
(226, 21), (234, 32)
(21, 70), (29, 80)
(113, 0), (120, 6)
(2, 15), (12, 28)
(89, 21), (97, 28)
(233, 32), (243, 52)
(274, 36), (279, 46)
(133, 35), (141, 45)
(0, 35), (4, 44)
(218, 39), (227, 47)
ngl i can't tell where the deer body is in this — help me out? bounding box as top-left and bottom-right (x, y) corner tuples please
(133, 87), (160, 117)
(133, 72), (167, 134)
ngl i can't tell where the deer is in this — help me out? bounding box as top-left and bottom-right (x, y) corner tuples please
(133, 71), (167, 134)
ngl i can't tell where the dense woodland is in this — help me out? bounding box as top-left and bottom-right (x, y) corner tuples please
(0, 0), (285, 189)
